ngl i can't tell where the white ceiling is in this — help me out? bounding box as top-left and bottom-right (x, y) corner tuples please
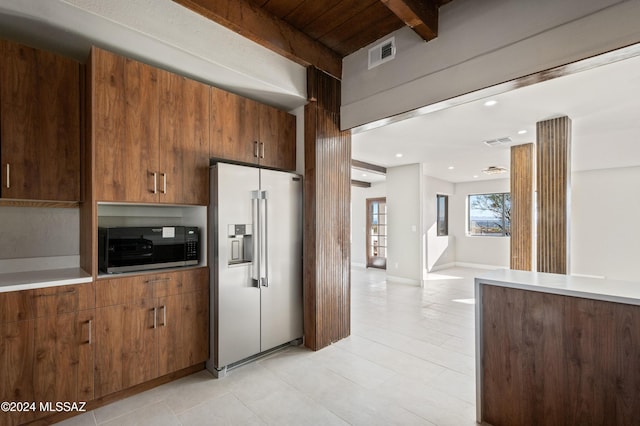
(352, 53), (640, 183)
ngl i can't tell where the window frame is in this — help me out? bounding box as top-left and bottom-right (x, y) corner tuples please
(467, 192), (511, 237)
(436, 194), (449, 237)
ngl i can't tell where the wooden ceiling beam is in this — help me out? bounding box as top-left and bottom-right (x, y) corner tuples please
(380, 0), (439, 41)
(172, 0), (342, 79)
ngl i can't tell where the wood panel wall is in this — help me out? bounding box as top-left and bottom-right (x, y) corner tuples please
(304, 67), (351, 351)
(510, 143), (534, 271)
(480, 284), (640, 425)
(536, 116), (571, 274)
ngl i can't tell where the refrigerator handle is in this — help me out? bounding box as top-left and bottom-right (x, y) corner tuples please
(261, 193), (269, 287)
(251, 193), (260, 287)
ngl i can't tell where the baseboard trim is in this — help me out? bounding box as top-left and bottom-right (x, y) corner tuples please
(386, 274), (421, 286)
(428, 262), (456, 272)
(455, 262), (508, 270)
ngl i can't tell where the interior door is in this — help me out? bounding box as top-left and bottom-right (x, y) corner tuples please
(366, 197), (387, 269)
(213, 163), (261, 367)
(259, 169), (303, 351)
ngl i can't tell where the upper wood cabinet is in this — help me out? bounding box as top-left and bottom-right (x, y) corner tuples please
(91, 47), (209, 205)
(158, 71), (210, 205)
(0, 40), (81, 202)
(210, 87), (296, 171)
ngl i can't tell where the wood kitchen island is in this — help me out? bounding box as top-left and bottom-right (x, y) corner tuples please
(475, 269), (640, 426)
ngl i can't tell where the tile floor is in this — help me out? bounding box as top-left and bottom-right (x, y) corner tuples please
(59, 267), (483, 426)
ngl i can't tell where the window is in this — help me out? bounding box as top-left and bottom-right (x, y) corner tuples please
(468, 193), (511, 236)
(437, 194), (448, 236)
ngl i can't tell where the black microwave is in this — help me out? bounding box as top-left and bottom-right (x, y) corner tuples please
(98, 226), (199, 274)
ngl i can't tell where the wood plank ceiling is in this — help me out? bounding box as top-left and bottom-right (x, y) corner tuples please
(173, 0), (453, 79)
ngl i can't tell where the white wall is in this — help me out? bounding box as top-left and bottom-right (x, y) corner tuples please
(351, 182), (387, 267)
(342, 0), (640, 129)
(0, 207), (79, 259)
(451, 178), (510, 269)
(386, 164), (423, 284)
(571, 166), (640, 281)
(424, 176), (455, 271)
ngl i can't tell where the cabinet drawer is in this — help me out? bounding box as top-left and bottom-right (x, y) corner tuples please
(0, 291), (32, 324)
(31, 283), (95, 318)
(96, 268), (208, 307)
(0, 283), (95, 324)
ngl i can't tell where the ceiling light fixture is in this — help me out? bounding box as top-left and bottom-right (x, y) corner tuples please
(473, 175), (479, 179)
(482, 166), (509, 175)
(362, 173), (367, 177)
(395, 153), (403, 158)
(448, 166), (454, 170)
(518, 129), (528, 135)
(484, 100), (498, 107)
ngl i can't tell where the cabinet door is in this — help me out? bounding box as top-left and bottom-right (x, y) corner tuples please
(159, 71), (210, 205)
(210, 87), (259, 164)
(0, 320), (35, 426)
(94, 299), (157, 398)
(0, 40), (80, 201)
(33, 310), (95, 403)
(93, 47), (160, 203)
(259, 104), (296, 171)
(157, 271), (208, 375)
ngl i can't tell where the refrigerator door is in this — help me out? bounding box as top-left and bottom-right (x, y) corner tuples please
(212, 163), (261, 368)
(259, 169), (303, 351)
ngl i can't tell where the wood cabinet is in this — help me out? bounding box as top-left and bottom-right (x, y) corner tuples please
(0, 283), (95, 426)
(91, 47), (209, 205)
(210, 87), (296, 171)
(0, 39), (80, 202)
(158, 70), (210, 205)
(94, 267), (208, 398)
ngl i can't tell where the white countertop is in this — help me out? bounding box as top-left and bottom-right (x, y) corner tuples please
(0, 268), (92, 293)
(475, 269), (640, 306)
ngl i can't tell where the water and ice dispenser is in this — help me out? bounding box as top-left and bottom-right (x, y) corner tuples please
(227, 224), (252, 266)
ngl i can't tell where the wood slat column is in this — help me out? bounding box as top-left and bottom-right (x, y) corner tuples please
(304, 67), (351, 350)
(536, 116), (571, 274)
(510, 143), (534, 271)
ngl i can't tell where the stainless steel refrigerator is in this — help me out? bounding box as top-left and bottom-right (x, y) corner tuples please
(207, 162), (303, 377)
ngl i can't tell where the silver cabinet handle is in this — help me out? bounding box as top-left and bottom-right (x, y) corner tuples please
(162, 173), (167, 194)
(153, 307), (157, 329)
(254, 141), (259, 158)
(260, 142), (265, 159)
(152, 172), (157, 194)
(144, 277), (171, 284)
(160, 305), (167, 327)
(86, 319), (92, 345)
(5, 163), (9, 189)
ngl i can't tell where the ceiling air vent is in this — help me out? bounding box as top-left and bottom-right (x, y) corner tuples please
(482, 166), (509, 175)
(483, 137), (513, 148)
(368, 37), (396, 70)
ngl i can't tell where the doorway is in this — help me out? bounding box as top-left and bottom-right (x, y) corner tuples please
(366, 197), (387, 269)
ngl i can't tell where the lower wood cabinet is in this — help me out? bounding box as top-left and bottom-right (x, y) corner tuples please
(94, 267), (208, 398)
(0, 284), (95, 426)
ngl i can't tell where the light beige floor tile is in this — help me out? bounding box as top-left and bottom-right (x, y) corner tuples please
(177, 393), (263, 426)
(98, 401), (179, 426)
(93, 386), (170, 424)
(54, 412), (97, 426)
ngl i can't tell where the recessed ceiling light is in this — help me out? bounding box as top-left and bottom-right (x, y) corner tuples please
(448, 166), (454, 170)
(362, 173), (367, 177)
(484, 100), (498, 107)
(518, 129), (528, 135)
(473, 175), (479, 179)
(395, 153), (403, 158)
